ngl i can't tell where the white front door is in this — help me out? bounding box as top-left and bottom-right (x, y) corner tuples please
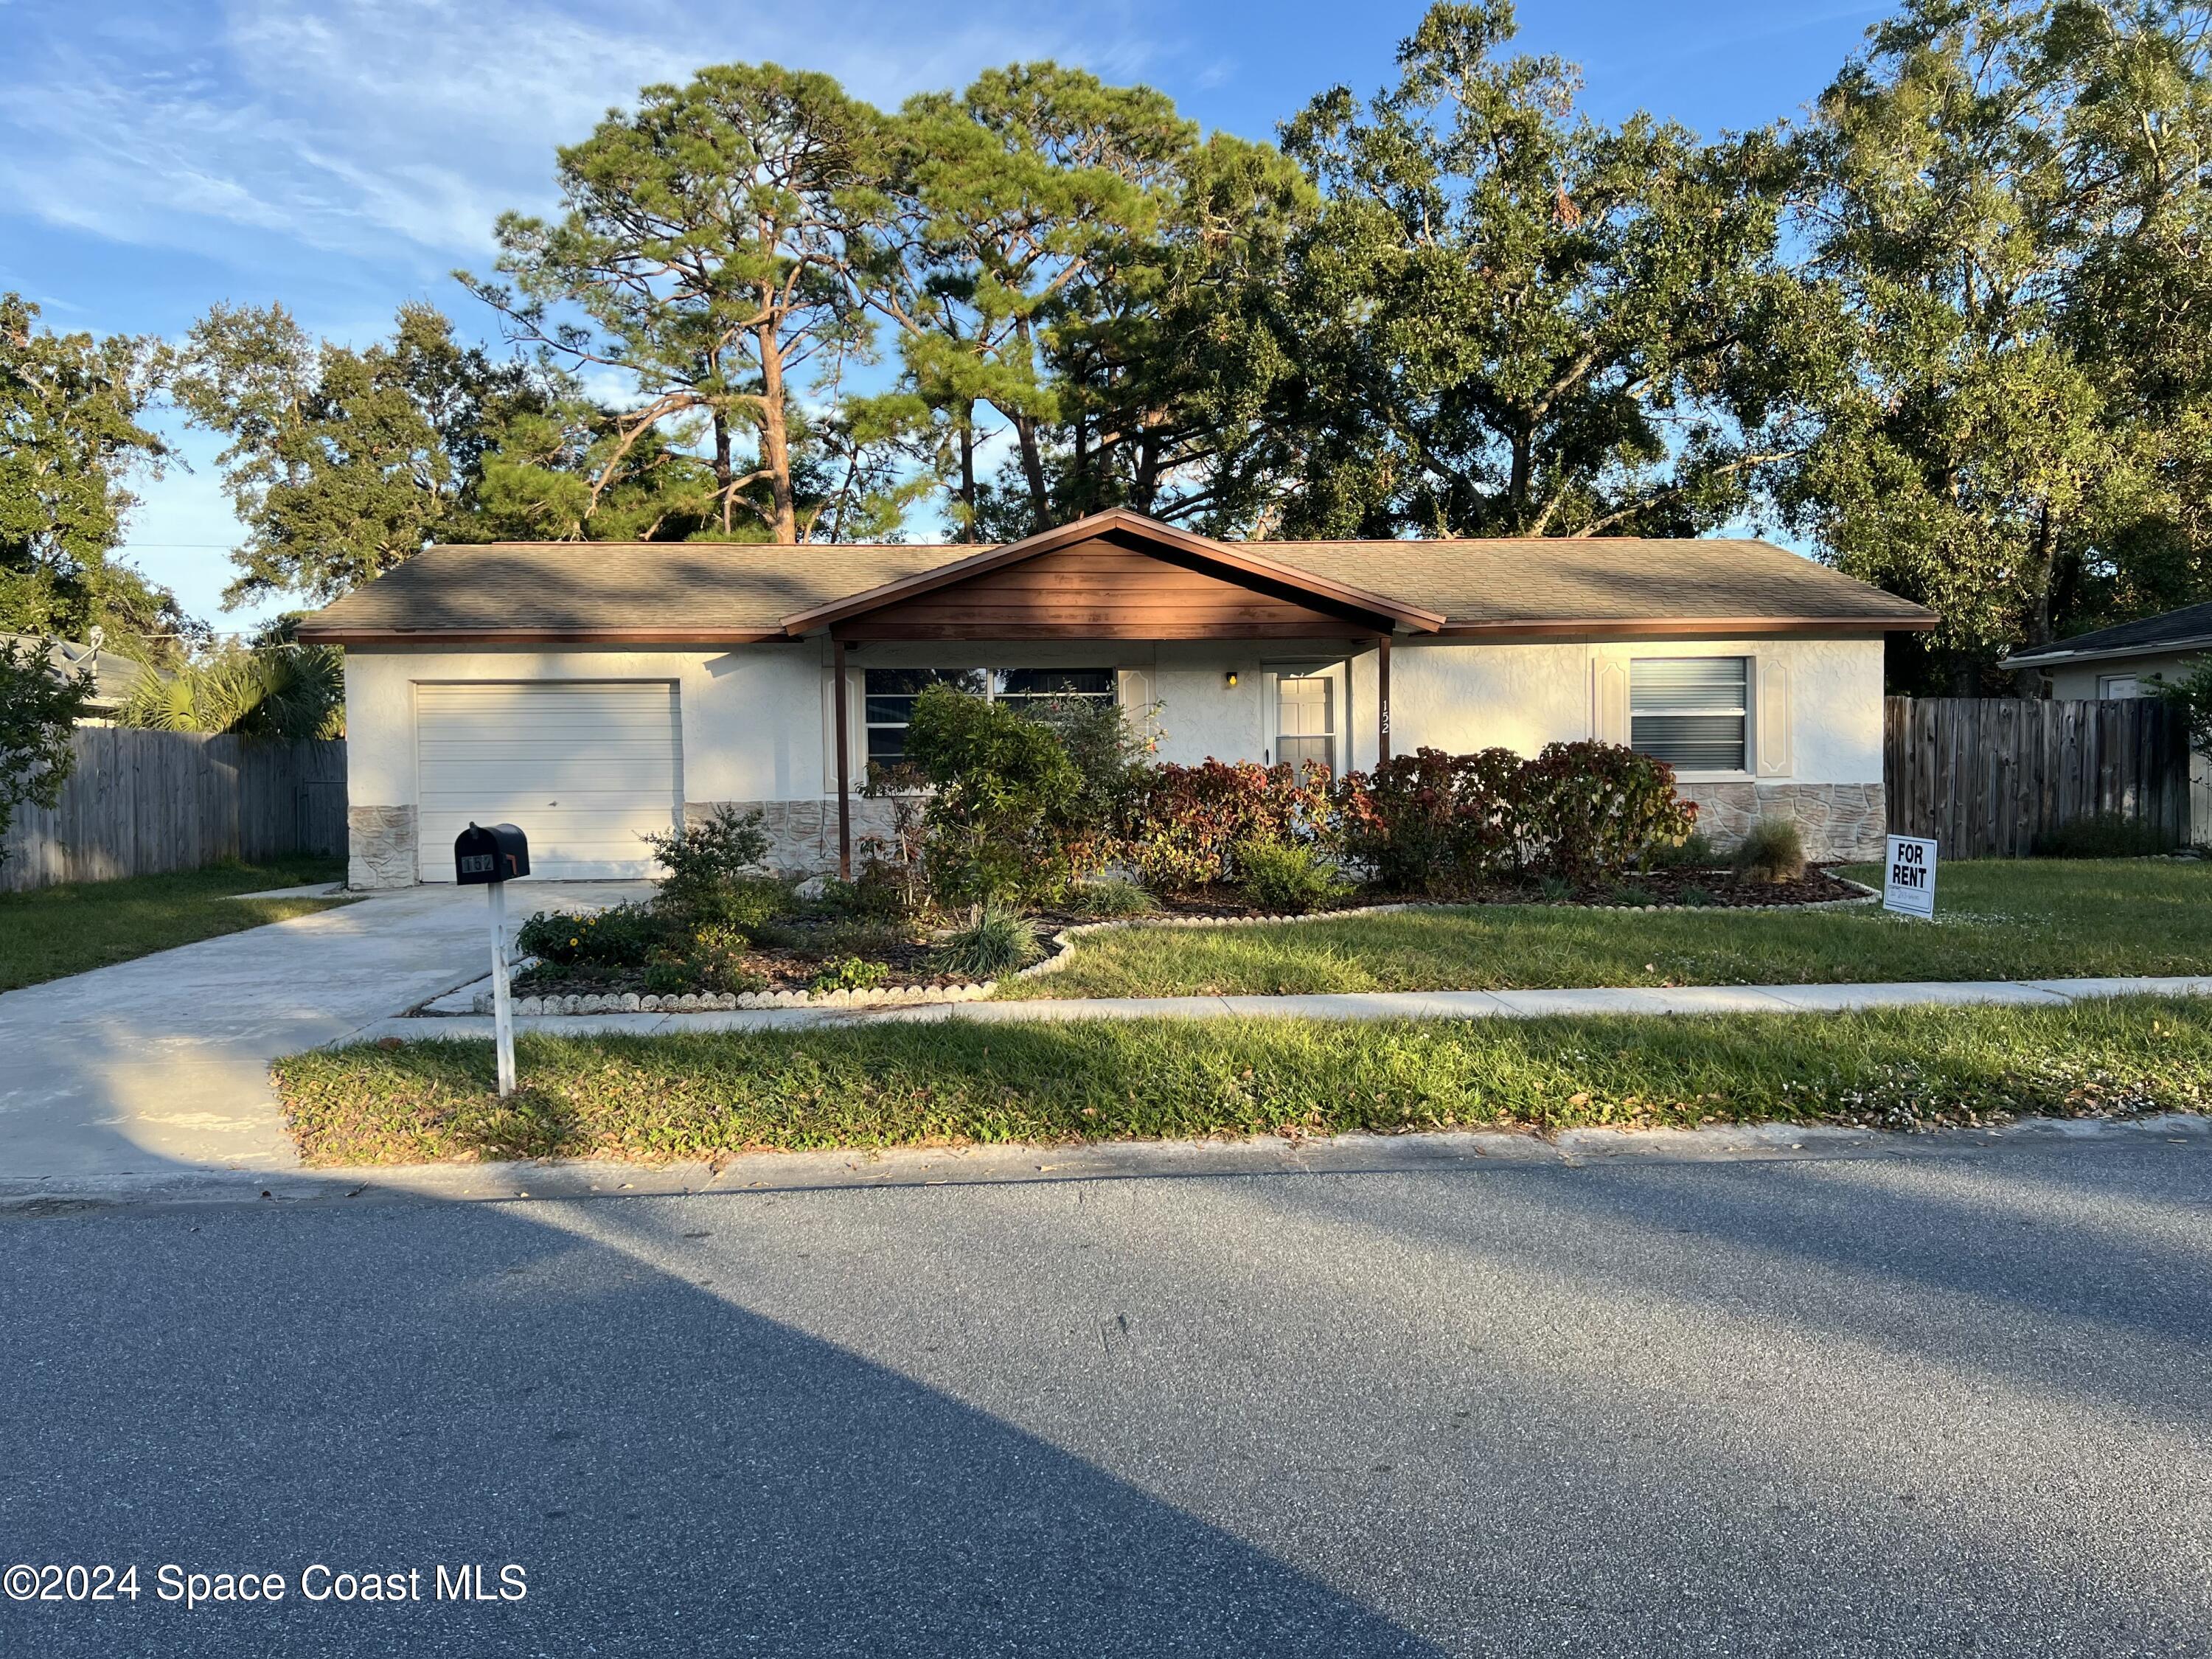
(1273, 673), (1336, 773)
(414, 681), (682, 881)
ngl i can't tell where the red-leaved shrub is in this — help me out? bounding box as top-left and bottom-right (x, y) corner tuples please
(1333, 746), (1526, 891)
(1518, 741), (1698, 881)
(1332, 742), (1695, 891)
(1123, 759), (1334, 892)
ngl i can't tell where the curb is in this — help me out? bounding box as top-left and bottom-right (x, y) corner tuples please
(7, 1113), (2205, 1215)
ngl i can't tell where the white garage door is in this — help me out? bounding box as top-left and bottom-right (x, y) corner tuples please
(415, 681), (682, 881)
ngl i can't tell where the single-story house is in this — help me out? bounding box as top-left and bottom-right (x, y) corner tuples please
(296, 508), (1934, 887)
(2001, 600), (2212, 700)
(6, 629), (161, 719)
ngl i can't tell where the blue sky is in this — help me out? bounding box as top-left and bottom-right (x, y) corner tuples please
(1, 0), (1889, 634)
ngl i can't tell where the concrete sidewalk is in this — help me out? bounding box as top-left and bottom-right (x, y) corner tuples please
(366, 971), (2212, 1041)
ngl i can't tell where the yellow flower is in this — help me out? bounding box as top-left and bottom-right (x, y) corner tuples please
(569, 937), (580, 946)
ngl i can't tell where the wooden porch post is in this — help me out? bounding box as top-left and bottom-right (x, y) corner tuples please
(832, 637), (852, 879)
(1377, 631), (1392, 764)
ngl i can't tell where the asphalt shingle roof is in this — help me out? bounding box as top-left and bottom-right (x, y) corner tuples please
(2004, 600), (2212, 665)
(299, 532), (1931, 640)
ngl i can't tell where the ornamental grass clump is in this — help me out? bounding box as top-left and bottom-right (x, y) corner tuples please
(1733, 818), (1807, 884)
(1069, 877), (1161, 918)
(933, 905), (1042, 979)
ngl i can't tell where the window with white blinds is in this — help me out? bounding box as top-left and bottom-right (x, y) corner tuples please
(1630, 657), (1748, 771)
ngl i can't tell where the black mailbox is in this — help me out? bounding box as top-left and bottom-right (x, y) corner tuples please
(455, 822), (529, 885)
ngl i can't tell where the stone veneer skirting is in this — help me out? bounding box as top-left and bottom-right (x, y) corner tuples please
(689, 799), (900, 877)
(1679, 782), (1887, 862)
(349, 804), (418, 890)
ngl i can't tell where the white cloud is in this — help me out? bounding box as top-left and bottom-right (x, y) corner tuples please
(0, 0), (1175, 271)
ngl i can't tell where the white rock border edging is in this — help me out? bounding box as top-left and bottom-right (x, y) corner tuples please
(476, 979), (1000, 1017)
(462, 876), (1881, 1015)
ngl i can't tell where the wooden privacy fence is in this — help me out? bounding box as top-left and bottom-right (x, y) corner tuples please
(1884, 696), (2191, 858)
(1, 730), (347, 892)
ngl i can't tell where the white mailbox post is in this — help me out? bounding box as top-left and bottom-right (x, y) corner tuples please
(1883, 835), (1938, 919)
(454, 822), (529, 1097)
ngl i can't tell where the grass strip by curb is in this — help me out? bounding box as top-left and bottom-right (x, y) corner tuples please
(274, 997), (2212, 1167)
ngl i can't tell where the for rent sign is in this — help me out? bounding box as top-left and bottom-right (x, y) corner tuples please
(1884, 835), (1938, 918)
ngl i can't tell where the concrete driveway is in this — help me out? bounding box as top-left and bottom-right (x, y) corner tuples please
(4, 1134), (2208, 1655)
(0, 880), (650, 1181)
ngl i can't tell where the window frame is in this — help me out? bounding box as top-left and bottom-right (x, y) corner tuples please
(1627, 655), (1752, 777)
(858, 666), (1117, 767)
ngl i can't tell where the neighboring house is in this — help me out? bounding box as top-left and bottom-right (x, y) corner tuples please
(2004, 601), (2212, 845)
(297, 509), (1934, 888)
(2000, 601), (2212, 700)
(3, 630), (160, 719)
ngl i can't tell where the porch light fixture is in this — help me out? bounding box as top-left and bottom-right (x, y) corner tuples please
(1224, 670), (1239, 688)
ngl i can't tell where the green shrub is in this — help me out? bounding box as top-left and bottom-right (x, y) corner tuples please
(932, 905), (1042, 979)
(1607, 883), (1659, 907)
(1649, 829), (1720, 870)
(1235, 838), (1348, 914)
(517, 902), (664, 968)
(644, 805), (771, 911)
(1538, 874), (1575, 901)
(815, 864), (915, 922)
(810, 955), (891, 993)
(903, 684), (1084, 906)
(1679, 884), (1719, 908)
(2032, 813), (2179, 859)
(1026, 693), (1154, 870)
(642, 953), (698, 995)
(1124, 759), (1335, 892)
(687, 924), (768, 994)
(678, 874), (790, 934)
(1069, 877), (1161, 918)
(1733, 818), (1807, 884)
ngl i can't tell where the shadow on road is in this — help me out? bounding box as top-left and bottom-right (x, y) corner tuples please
(1, 1169), (1439, 1658)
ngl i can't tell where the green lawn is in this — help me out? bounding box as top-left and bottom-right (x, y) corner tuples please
(999, 860), (2212, 999)
(0, 856), (350, 992)
(274, 996), (2211, 1166)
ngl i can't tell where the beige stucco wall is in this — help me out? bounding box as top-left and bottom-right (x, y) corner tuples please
(2041, 648), (2204, 700)
(342, 633), (1891, 883)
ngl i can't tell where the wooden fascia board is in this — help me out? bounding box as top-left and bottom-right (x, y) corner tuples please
(828, 621), (1392, 643)
(1433, 616), (1935, 640)
(295, 627), (785, 647)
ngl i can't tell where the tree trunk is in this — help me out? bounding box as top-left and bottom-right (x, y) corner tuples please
(1507, 422), (1534, 532)
(958, 404), (978, 543)
(712, 411), (734, 535)
(1013, 414), (1049, 535)
(1133, 422), (1161, 515)
(757, 319), (797, 545)
(2025, 504), (2061, 650)
(1011, 316), (1051, 533)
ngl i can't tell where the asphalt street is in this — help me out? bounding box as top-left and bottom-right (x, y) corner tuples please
(3, 1135), (2208, 1656)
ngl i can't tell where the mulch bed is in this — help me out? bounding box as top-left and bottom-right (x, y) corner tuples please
(515, 933), (967, 998)
(1141, 865), (1867, 917)
(514, 864), (1871, 998)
